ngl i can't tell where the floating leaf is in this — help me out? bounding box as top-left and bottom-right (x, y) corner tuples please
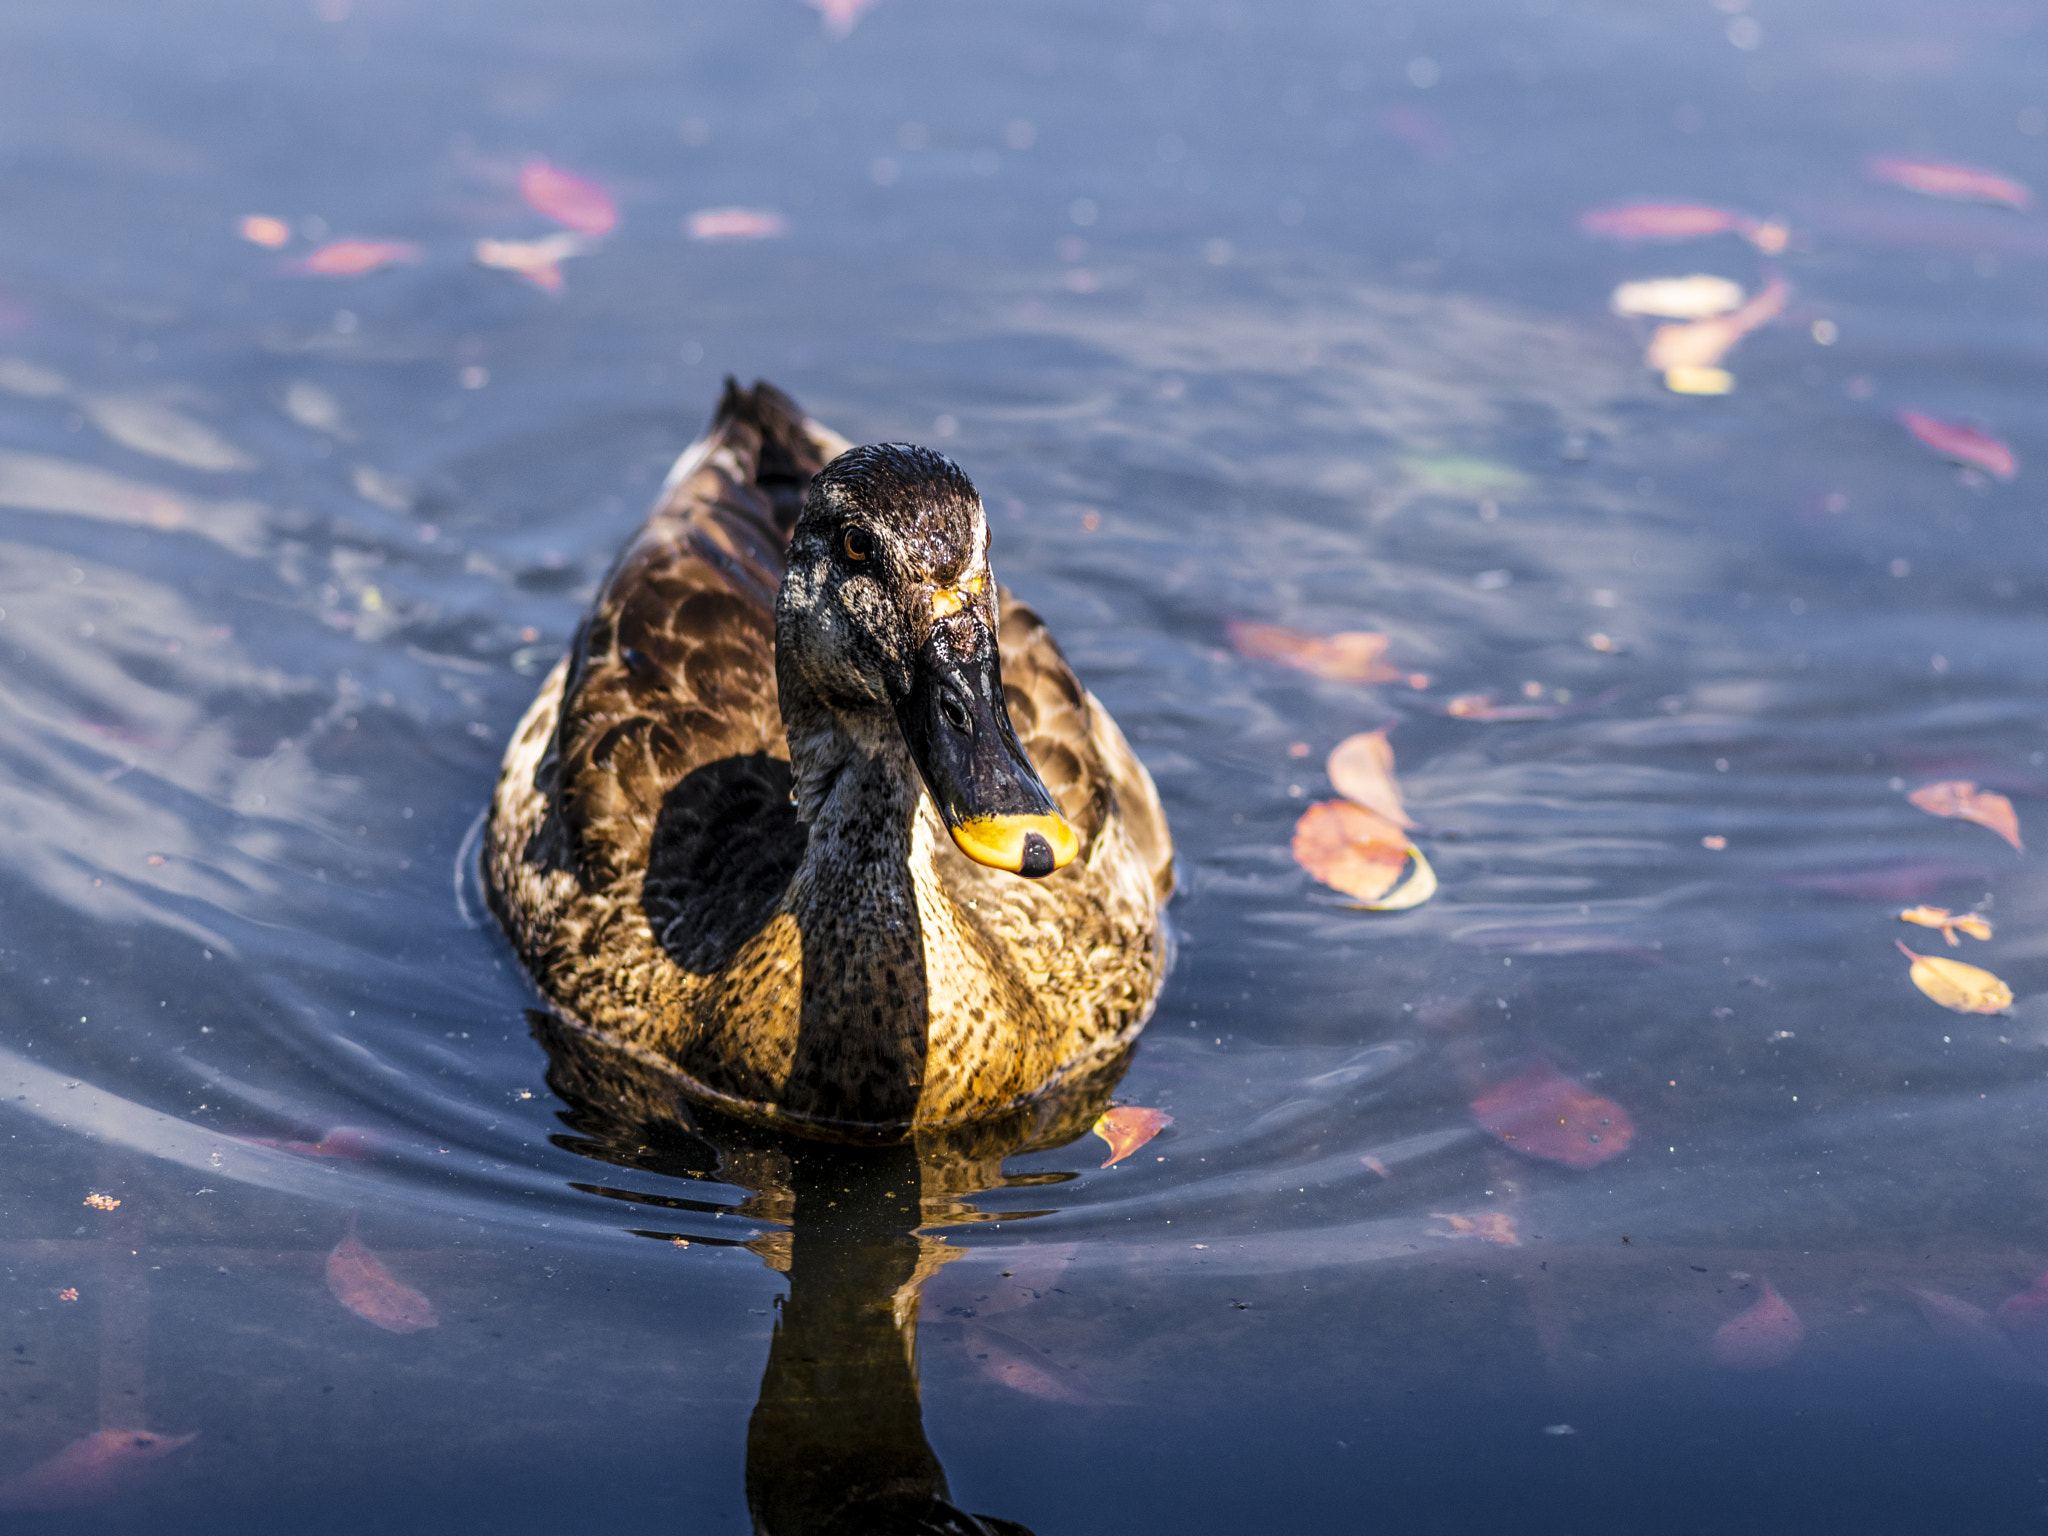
(1326, 729), (1413, 828)
(1578, 201), (1784, 251)
(82, 1192), (120, 1211)
(1896, 413), (2016, 481)
(238, 214), (290, 248)
(1428, 1212), (1519, 1246)
(1899, 905), (1992, 946)
(1227, 621), (1401, 684)
(1897, 941), (2012, 1013)
(804, 0), (881, 38)
(1644, 276), (1788, 373)
(1610, 274), (1744, 319)
(1361, 844), (1436, 911)
(520, 159), (617, 236)
(0, 1430), (197, 1512)
(1664, 365), (1734, 395)
(1907, 779), (2023, 849)
(686, 207), (790, 242)
(236, 1126), (380, 1158)
(1867, 156), (2031, 211)
(474, 232), (587, 293)
(290, 240), (421, 277)
(1092, 1105), (1172, 1167)
(1711, 1279), (1804, 1370)
(327, 1220), (438, 1333)
(1445, 693), (1560, 721)
(1470, 1061), (1634, 1170)
(1292, 800), (1409, 902)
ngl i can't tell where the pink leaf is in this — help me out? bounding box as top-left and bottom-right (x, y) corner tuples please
(1469, 1061), (1634, 1169)
(685, 207), (790, 242)
(1868, 157), (2031, 211)
(1712, 1278), (1804, 1369)
(520, 159), (617, 237)
(327, 1222), (437, 1333)
(0, 1430), (197, 1511)
(290, 240), (421, 277)
(1897, 412), (2017, 480)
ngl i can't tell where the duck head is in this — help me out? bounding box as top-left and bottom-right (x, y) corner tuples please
(776, 443), (1080, 879)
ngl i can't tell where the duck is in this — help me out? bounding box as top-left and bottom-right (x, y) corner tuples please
(484, 380), (1173, 1138)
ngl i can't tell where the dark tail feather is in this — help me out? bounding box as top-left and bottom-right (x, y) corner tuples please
(710, 377), (832, 536)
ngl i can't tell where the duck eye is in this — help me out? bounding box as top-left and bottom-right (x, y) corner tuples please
(842, 527), (875, 563)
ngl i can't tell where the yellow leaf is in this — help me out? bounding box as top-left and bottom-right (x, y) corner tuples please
(1664, 366), (1734, 394)
(1899, 905), (1993, 946)
(1327, 728), (1413, 828)
(1360, 845), (1437, 911)
(1897, 941), (2012, 1013)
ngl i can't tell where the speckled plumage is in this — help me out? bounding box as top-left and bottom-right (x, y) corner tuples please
(484, 381), (1173, 1139)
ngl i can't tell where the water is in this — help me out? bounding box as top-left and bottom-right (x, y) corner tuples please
(2, 0), (2047, 1528)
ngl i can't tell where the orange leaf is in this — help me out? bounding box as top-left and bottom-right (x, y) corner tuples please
(1470, 1061), (1634, 1170)
(326, 1222), (437, 1333)
(0, 1429), (197, 1512)
(1092, 1105), (1172, 1167)
(238, 214), (290, 248)
(1227, 621), (1400, 684)
(520, 159), (617, 236)
(1291, 800), (1409, 902)
(1899, 905), (1992, 946)
(1429, 1211), (1519, 1246)
(1326, 729), (1413, 828)
(290, 240), (421, 276)
(1908, 779), (2023, 849)
(1897, 941), (2012, 1013)
(1645, 276), (1788, 372)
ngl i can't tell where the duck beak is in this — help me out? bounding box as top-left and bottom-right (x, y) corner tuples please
(895, 618), (1080, 879)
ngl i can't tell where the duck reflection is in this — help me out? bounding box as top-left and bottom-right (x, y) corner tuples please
(531, 1010), (1120, 1535)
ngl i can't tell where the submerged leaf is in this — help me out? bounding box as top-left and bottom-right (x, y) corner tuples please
(1610, 274), (1744, 319)
(1429, 1211), (1519, 1246)
(1093, 1105), (1172, 1167)
(1911, 1288), (2040, 1382)
(1867, 156), (2031, 210)
(1897, 941), (2012, 1014)
(1896, 414), (2017, 480)
(1228, 622), (1401, 684)
(1644, 276), (1789, 373)
(1470, 1061), (1634, 1170)
(520, 159), (617, 236)
(290, 240), (421, 277)
(0, 1430), (197, 1512)
(327, 1222), (438, 1333)
(962, 1323), (1097, 1403)
(1663, 365), (1734, 395)
(1579, 201), (1784, 251)
(1712, 1279), (1804, 1370)
(1907, 779), (2023, 849)
(1326, 729), (1413, 828)
(1898, 905), (1993, 946)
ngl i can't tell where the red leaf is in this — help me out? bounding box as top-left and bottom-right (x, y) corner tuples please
(1867, 157), (2031, 211)
(1896, 412), (2017, 480)
(520, 159), (617, 236)
(1711, 1278), (1804, 1369)
(327, 1222), (437, 1333)
(290, 240), (421, 277)
(1092, 1105), (1171, 1167)
(1469, 1061), (1633, 1170)
(1291, 800), (1410, 902)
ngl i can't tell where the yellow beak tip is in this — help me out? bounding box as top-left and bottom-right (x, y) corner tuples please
(949, 813), (1080, 877)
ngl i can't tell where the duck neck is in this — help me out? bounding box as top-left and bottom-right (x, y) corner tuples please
(775, 682), (940, 1125)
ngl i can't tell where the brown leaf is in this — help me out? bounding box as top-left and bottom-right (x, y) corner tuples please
(1092, 1105), (1172, 1167)
(327, 1222), (438, 1334)
(1897, 942), (2012, 1013)
(1470, 1061), (1634, 1170)
(1908, 780), (2023, 850)
(1291, 800), (1409, 902)
(1326, 729), (1413, 828)
(1227, 621), (1400, 684)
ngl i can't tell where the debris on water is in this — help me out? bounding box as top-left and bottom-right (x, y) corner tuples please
(82, 1192), (120, 1210)
(1896, 413), (2017, 481)
(1429, 1211), (1519, 1246)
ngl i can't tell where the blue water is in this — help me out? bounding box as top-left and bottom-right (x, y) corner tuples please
(2, 0), (2048, 1529)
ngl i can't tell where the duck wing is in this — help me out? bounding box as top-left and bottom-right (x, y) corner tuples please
(538, 382), (842, 911)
